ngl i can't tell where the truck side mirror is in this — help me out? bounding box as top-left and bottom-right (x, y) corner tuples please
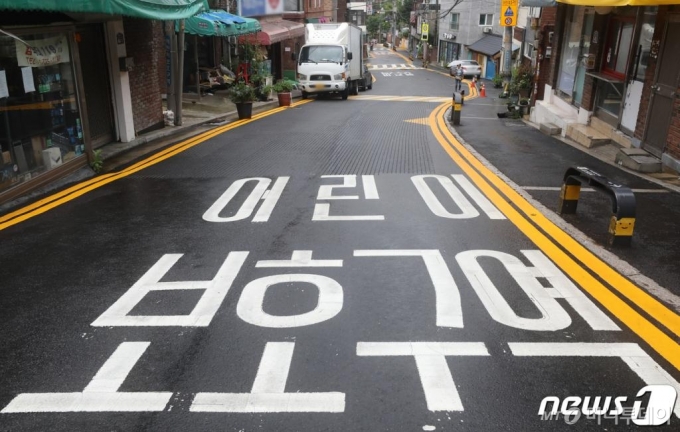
(291, 53), (296, 61)
(347, 52), (353, 61)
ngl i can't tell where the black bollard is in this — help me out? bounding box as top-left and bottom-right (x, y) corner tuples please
(451, 92), (462, 126)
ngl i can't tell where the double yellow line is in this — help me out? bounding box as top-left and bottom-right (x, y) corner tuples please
(0, 100), (313, 231)
(430, 102), (680, 371)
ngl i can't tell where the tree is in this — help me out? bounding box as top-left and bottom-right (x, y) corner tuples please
(366, 15), (382, 39)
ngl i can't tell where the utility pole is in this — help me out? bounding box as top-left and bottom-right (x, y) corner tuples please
(503, 25), (512, 79)
(175, 19), (185, 126)
(500, 0), (518, 81)
(434, 0), (439, 64)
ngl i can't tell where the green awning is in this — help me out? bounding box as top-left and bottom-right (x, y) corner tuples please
(224, 17), (260, 37)
(0, 0), (209, 20)
(181, 10), (260, 37)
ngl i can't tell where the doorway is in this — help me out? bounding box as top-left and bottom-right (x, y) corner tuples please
(76, 24), (115, 148)
(643, 15), (680, 157)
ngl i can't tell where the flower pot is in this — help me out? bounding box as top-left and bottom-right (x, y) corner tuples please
(277, 92), (292, 107)
(235, 102), (253, 120)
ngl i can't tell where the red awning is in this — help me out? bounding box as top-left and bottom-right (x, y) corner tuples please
(239, 19), (305, 45)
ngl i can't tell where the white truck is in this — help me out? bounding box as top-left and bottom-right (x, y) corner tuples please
(295, 23), (363, 100)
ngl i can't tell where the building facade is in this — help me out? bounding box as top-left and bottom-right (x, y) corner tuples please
(532, 1), (680, 172)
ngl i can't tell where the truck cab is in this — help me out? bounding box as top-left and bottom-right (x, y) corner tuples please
(297, 45), (352, 98)
(295, 23), (362, 100)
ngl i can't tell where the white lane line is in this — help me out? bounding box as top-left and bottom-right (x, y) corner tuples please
(521, 186), (669, 193)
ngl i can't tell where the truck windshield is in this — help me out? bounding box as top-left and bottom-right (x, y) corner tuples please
(299, 46), (344, 64)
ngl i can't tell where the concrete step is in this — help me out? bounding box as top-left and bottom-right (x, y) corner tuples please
(615, 148), (662, 173)
(589, 116), (613, 136)
(588, 116), (634, 148)
(566, 123), (610, 148)
(539, 122), (561, 136)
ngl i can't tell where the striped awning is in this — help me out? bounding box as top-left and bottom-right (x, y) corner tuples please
(0, 0), (209, 20)
(181, 9), (260, 37)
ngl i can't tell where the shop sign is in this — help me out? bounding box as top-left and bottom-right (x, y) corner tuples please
(240, 0), (283, 17)
(15, 35), (70, 68)
(443, 33), (457, 40)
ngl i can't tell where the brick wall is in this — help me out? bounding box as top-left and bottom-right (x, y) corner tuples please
(545, 4), (566, 90)
(123, 18), (165, 135)
(535, 6), (556, 102)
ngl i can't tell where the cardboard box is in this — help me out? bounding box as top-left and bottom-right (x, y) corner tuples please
(42, 147), (62, 170)
(1, 151), (10, 165)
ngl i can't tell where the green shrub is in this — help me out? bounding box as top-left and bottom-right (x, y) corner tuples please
(228, 81), (256, 103)
(272, 79), (295, 93)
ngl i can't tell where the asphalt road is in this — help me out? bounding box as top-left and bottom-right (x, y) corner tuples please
(1, 48), (679, 431)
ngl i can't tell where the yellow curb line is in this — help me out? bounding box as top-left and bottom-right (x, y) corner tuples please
(430, 102), (680, 371)
(0, 100), (313, 231)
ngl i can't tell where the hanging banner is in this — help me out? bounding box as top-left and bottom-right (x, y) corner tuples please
(240, 0), (283, 17)
(15, 35), (71, 67)
(501, 0), (519, 27)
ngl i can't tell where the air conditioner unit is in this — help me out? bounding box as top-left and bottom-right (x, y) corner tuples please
(483, 27), (492, 34)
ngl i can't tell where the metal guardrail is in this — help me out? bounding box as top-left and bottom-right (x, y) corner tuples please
(557, 166), (636, 247)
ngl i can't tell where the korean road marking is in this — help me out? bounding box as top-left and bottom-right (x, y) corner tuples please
(509, 342), (680, 419)
(1, 342), (171, 413)
(354, 250), (463, 328)
(357, 342), (490, 411)
(91, 252), (248, 327)
(191, 342), (345, 412)
(430, 103), (680, 371)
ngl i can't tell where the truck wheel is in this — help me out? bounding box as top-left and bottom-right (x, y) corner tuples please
(352, 81), (359, 96)
(368, 81), (372, 90)
(341, 87), (349, 100)
(301, 91), (308, 100)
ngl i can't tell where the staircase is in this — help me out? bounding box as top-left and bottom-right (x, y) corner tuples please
(565, 123), (610, 148)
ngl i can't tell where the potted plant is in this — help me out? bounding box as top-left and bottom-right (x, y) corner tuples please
(272, 79), (295, 107)
(228, 81), (256, 119)
(492, 74), (504, 89)
(510, 64), (534, 99)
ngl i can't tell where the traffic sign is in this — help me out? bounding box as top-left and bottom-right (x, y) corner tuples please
(500, 0), (518, 27)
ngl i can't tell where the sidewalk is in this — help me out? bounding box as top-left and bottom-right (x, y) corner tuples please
(448, 82), (680, 303)
(100, 89), (301, 162)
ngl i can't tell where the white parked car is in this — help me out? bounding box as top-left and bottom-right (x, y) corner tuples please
(448, 60), (482, 78)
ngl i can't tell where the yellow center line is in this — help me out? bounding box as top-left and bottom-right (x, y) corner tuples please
(429, 102), (680, 371)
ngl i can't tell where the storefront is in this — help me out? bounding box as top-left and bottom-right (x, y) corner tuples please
(238, 18), (305, 81)
(439, 37), (461, 65)
(0, 0), (209, 203)
(180, 10), (261, 94)
(533, 3), (660, 139)
(0, 28), (85, 195)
